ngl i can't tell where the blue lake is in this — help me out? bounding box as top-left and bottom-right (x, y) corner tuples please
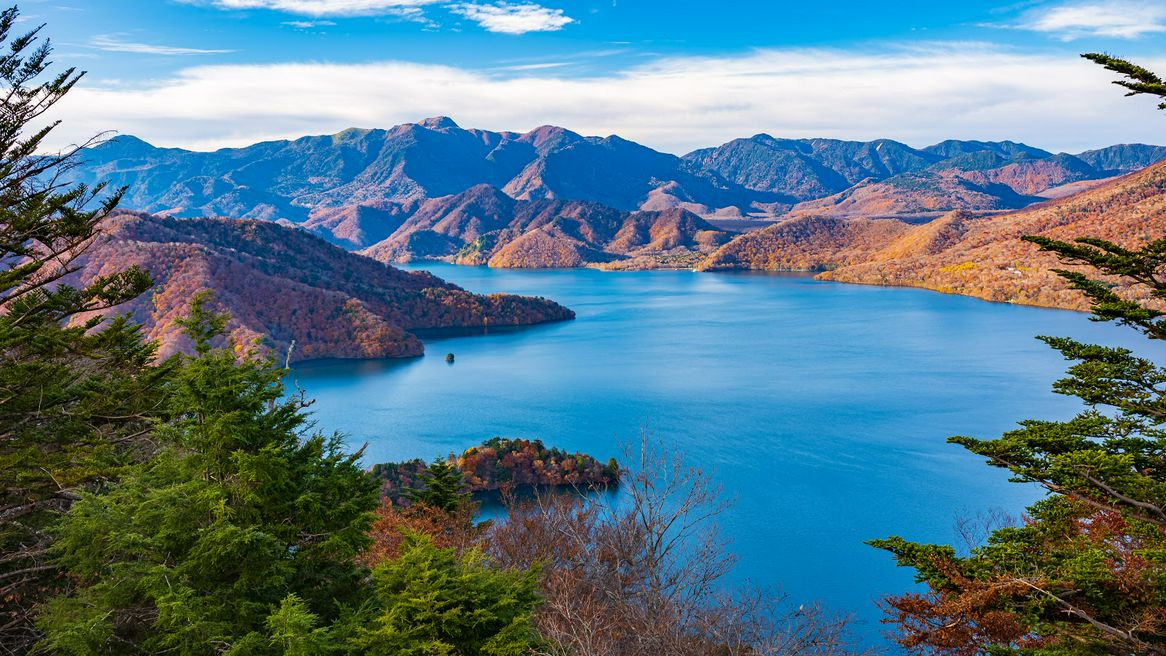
(292, 264), (1155, 649)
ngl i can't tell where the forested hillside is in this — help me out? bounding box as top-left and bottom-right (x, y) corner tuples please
(69, 211), (573, 361)
(701, 158), (1166, 310)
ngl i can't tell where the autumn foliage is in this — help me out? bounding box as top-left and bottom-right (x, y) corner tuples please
(361, 499), (481, 566)
(877, 498), (1166, 655)
(370, 437), (619, 501)
(700, 157), (1166, 311)
(66, 212), (573, 362)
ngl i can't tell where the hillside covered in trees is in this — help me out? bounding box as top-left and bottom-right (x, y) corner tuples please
(699, 157), (1166, 310)
(67, 211), (573, 362)
(357, 184), (732, 268)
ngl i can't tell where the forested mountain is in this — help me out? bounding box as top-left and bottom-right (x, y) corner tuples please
(699, 157), (1166, 310)
(683, 135), (942, 199)
(1075, 143), (1166, 171)
(64, 120), (1165, 266)
(68, 212), (573, 361)
(682, 134), (1159, 197)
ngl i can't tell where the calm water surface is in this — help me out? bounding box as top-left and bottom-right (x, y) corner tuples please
(292, 265), (1157, 649)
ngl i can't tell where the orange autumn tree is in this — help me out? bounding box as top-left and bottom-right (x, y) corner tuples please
(363, 460), (480, 565)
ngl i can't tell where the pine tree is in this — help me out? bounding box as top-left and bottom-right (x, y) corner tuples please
(1082, 53), (1166, 110)
(355, 532), (540, 656)
(404, 458), (471, 512)
(870, 55), (1166, 656)
(0, 7), (171, 652)
(36, 294), (380, 655)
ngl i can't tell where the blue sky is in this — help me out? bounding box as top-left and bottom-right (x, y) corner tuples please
(22, 0), (1166, 153)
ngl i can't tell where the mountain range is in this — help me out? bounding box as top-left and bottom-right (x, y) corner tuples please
(65, 118), (1166, 268)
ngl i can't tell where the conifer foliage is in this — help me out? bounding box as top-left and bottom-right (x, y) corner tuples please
(403, 459), (469, 513)
(1083, 53), (1166, 110)
(36, 294), (381, 654)
(0, 7), (169, 653)
(356, 533), (540, 656)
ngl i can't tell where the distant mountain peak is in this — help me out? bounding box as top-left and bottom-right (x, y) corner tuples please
(418, 116), (459, 130)
(93, 134), (158, 156)
(752, 134), (811, 148)
(521, 124), (584, 150)
(105, 134), (153, 147)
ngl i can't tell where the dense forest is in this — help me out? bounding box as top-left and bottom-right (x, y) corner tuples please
(2, 5), (1166, 656)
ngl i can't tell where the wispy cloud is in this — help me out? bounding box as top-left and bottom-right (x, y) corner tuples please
(495, 61), (569, 71)
(190, 0), (440, 16)
(191, 0), (571, 32)
(88, 35), (235, 55)
(447, 2), (574, 34)
(281, 19), (338, 28)
(1012, 1), (1166, 40)
(40, 44), (1166, 154)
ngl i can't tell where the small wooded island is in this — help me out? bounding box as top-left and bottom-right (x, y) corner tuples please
(370, 437), (619, 501)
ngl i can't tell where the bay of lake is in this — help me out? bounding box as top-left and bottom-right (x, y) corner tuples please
(293, 264), (1154, 648)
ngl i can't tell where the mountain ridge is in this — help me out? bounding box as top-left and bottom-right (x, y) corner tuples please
(64, 119), (1166, 277)
(73, 120), (1164, 233)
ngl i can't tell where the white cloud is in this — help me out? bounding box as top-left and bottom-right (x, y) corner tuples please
(191, 0), (440, 16)
(1015, 1), (1166, 40)
(495, 61), (569, 71)
(281, 19), (338, 28)
(89, 35), (234, 55)
(447, 2), (574, 34)
(38, 43), (1166, 155)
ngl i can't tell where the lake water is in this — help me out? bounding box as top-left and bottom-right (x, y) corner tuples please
(292, 264), (1155, 650)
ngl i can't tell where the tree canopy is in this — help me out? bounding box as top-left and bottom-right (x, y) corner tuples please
(0, 7), (172, 651)
(37, 294), (381, 654)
